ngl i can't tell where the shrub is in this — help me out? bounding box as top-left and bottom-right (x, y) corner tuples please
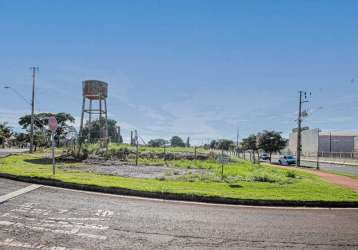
(251, 173), (276, 183)
(286, 171), (296, 178)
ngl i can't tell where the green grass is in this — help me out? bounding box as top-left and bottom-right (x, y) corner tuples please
(0, 152), (358, 202)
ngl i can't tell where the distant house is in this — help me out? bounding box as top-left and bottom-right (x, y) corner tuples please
(289, 129), (358, 158)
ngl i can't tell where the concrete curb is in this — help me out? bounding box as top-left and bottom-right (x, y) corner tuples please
(0, 173), (357, 208)
(302, 158), (358, 167)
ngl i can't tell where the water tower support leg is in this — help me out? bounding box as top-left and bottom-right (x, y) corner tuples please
(104, 98), (109, 151)
(78, 96), (86, 156)
(99, 97), (103, 141)
(88, 99), (92, 143)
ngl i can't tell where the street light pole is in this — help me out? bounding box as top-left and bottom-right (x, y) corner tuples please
(296, 90), (311, 167)
(29, 67), (38, 153)
(296, 91), (302, 167)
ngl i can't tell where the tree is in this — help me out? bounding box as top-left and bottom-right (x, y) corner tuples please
(148, 138), (167, 147)
(33, 131), (47, 150)
(13, 132), (30, 147)
(241, 134), (258, 163)
(186, 137), (190, 147)
(18, 112), (75, 145)
(257, 130), (287, 162)
(209, 139), (234, 150)
(0, 122), (12, 148)
(209, 140), (217, 149)
(170, 136), (185, 147)
(217, 139), (235, 150)
(82, 118), (120, 143)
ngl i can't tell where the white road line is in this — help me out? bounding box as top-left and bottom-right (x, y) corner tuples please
(0, 184), (42, 204)
(0, 238), (83, 250)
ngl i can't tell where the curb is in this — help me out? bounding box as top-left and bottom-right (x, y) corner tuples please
(302, 158), (358, 167)
(1, 173), (357, 208)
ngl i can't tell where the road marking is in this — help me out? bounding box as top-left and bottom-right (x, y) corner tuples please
(0, 184), (42, 204)
(95, 209), (113, 217)
(0, 220), (107, 240)
(0, 238), (83, 250)
(0, 202), (111, 241)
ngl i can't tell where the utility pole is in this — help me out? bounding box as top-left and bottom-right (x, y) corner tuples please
(236, 127), (239, 147)
(29, 67), (38, 153)
(135, 130), (139, 166)
(296, 90), (310, 167)
(296, 91), (303, 167)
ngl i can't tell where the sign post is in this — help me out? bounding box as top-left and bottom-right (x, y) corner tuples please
(48, 116), (58, 175)
(217, 149), (230, 180)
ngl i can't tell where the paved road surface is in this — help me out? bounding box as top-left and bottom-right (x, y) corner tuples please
(268, 155), (358, 176)
(0, 148), (28, 158)
(301, 161), (358, 175)
(0, 178), (357, 249)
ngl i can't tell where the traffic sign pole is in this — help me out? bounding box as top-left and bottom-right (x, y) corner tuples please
(48, 116), (58, 175)
(221, 149), (224, 180)
(52, 132), (56, 175)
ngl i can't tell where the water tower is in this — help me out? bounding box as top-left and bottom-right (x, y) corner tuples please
(78, 80), (109, 151)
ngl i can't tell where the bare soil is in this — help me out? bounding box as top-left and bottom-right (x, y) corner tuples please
(62, 158), (209, 179)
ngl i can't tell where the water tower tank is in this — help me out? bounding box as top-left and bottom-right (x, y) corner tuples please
(82, 80), (108, 100)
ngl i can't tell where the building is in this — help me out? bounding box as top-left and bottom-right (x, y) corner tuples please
(289, 129), (358, 158)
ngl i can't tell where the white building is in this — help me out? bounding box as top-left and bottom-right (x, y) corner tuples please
(289, 129), (358, 158)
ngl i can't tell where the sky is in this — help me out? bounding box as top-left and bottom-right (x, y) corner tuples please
(0, 0), (358, 144)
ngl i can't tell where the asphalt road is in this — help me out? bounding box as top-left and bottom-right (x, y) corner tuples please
(300, 161), (358, 175)
(0, 148), (28, 158)
(268, 155), (358, 176)
(0, 178), (357, 249)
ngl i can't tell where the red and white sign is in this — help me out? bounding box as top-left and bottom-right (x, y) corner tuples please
(48, 116), (58, 132)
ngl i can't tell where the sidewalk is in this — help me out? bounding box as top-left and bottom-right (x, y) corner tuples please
(302, 156), (358, 167)
(272, 164), (358, 192)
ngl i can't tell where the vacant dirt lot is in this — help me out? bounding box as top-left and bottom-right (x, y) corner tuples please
(62, 159), (208, 179)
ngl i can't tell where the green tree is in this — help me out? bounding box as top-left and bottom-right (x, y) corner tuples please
(257, 130), (287, 162)
(33, 131), (48, 150)
(209, 139), (234, 150)
(82, 118), (120, 143)
(0, 122), (12, 148)
(209, 140), (217, 149)
(14, 132), (30, 147)
(217, 139), (235, 150)
(170, 136), (185, 147)
(18, 112), (75, 145)
(148, 138), (167, 147)
(241, 134), (259, 163)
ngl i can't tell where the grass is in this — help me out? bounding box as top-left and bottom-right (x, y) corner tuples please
(0, 152), (358, 202)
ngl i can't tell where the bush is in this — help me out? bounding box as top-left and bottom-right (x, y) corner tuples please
(286, 171), (296, 178)
(250, 173), (277, 183)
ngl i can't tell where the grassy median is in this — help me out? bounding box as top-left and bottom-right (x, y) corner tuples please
(0, 152), (357, 202)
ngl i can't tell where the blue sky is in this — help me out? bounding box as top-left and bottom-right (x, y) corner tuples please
(1, 0), (358, 144)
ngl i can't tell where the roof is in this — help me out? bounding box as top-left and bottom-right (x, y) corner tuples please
(319, 131), (358, 137)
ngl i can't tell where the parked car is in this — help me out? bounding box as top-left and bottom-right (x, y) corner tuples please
(278, 155), (296, 165)
(260, 153), (270, 161)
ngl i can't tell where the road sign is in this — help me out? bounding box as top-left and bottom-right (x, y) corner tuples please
(48, 116), (58, 132)
(48, 116), (57, 175)
(217, 155), (230, 164)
